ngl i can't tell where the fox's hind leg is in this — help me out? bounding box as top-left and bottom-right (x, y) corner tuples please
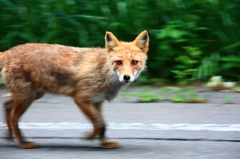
(10, 92), (38, 149)
(93, 102), (120, 149)
(4, 98), (14, 140)
(3, 89), (44, 148)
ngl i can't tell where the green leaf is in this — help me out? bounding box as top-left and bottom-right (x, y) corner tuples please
(169, 30), (187, 38)
(171, 96), (186, 102)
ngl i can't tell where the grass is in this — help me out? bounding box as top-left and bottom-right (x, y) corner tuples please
(121, 86), (206, 103)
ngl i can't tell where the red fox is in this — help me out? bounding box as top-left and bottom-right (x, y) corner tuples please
(0, 31), (149, 149)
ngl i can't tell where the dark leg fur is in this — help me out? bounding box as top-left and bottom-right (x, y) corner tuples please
(74, 99), (105, 139)
(3, 90), (44, 144)
(93, 102), (120, 149)
(4, 99), (14, 141)
(35, 90), (45, 100)
(10, 97), (37, 148)
(3, 90), (44, 148)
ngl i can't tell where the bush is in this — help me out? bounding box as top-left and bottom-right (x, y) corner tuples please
(0, 0), (239, 83)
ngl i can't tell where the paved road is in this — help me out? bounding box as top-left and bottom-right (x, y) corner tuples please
(0, 88), (240, 159)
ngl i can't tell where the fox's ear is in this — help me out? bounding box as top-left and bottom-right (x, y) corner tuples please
(105, 31), (120, 52)
(133, 30), (149, 54)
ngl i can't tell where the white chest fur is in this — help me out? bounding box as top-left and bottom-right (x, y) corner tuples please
(90, 72), (125, 103)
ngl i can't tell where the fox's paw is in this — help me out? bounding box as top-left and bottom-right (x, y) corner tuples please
(101, 141), (121, 149)
(84, 132), (97, 140)
(85, 127), (104, 139)
(18, 142), (37, 149)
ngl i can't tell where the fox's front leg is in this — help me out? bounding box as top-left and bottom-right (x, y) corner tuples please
(74, 99), (106, 139)
(94, 102), (120, 149)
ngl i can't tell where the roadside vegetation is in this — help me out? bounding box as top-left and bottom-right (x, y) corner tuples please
(0, 0), (239, 85)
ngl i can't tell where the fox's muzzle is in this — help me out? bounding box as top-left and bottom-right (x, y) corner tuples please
(118, 72), (141, 84)
(123, 75), (131, 81)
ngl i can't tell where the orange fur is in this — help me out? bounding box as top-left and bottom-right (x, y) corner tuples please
(0, 31), (149, 149)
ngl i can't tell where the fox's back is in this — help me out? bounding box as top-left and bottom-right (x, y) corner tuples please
(1, 43), (110, 96)
(2, 43), (106, 67)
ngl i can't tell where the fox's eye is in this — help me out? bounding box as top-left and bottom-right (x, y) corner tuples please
(131, 60), (138, 65)
(115, 60), (122, 65)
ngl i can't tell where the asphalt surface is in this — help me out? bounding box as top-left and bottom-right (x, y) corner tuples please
(0, 88), (240, 159)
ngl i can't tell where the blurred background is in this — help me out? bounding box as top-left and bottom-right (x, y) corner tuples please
(0, 0), (239, 85)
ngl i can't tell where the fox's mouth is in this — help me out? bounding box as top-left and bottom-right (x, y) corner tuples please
(121, 80), (131, 84)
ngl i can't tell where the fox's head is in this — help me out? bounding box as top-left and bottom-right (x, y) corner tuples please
(105, 30), (149, 84)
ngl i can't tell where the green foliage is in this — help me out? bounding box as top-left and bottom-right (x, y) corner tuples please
(122, 86), (206, 103)
(130, 92), (159, 102)
(158, 86), (206, 103)
(121, 86), (160, 102)
(224, 95), (235, 103)
(233, 87), (240, 92)
(172, 46), (202, 84)
(0, 0), (239, 82)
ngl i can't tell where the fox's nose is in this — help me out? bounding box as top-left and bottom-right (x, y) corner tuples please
(123, 75), (131, 81)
